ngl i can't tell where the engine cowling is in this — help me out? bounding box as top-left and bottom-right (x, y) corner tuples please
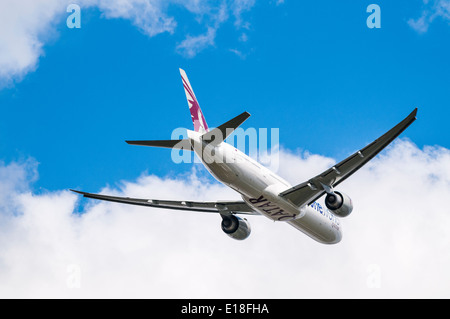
(221, 215), (251, 240)
(325, 191), (353, 217)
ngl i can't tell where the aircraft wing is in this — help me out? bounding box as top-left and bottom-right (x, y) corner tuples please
(71, 190), (258, 215)
(279, 108), (417, 207)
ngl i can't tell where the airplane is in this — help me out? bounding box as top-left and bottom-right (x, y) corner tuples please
(71, 69), (417, 244)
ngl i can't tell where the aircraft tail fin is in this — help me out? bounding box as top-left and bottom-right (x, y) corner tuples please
(180, 68), (209, 134)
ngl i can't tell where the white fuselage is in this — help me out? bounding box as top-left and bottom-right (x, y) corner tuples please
(188, 130), (342, 244)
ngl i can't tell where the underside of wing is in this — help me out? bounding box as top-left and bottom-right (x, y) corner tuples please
(280, 108), (418, 207)
(71, 190), (258, 215)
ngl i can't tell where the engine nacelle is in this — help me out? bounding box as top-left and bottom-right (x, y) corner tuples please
(324, 191), (353, 217)
(221, 215), (251, 240)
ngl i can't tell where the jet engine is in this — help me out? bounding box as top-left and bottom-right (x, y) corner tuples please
(324, 191), (353, 217)
(221, 215), (251, 240)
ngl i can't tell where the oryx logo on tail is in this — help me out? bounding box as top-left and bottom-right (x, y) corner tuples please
(180, 68), (209, 133)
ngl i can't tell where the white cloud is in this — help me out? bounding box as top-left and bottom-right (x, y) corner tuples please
(229, 48), (246, 59)
(0, 158), (38, 215)
(175, 0), (255, 58)
(1, 139), (450, 298)
(408, 14), (430, 33)
(231, 0), (255, 29)
(83, 0), (178, 36)
(176, 27), (216, 58)
(0, 0), (262, 86)
(408, 0), (450, 33)
(0, 0), (68, 87)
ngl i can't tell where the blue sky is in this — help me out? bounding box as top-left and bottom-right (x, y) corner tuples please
(0, 0), (449, 192)
(1, 0), (450, 299)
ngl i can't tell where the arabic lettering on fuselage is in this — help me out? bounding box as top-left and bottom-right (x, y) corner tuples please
(248, 196), (339, 224)
(248, 195), (296, 221)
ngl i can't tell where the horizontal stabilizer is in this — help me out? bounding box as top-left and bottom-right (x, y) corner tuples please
(202, 111), (251, 145)
(125, 139), (193, 150)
